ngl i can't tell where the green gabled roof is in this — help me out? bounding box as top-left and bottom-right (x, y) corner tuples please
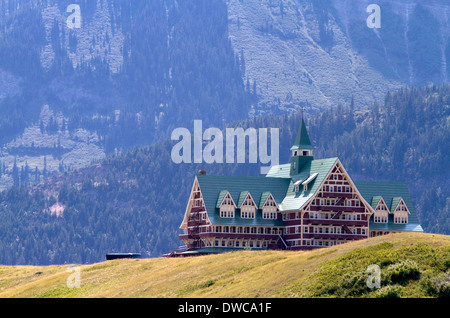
(390, 197), (402, 214)
(354, 181), (423, 233)
(197, 174), (290, 227)
(276, 158), (338, 212)
(216, 190), (230, 208)
(266, 164), (291, 178)
(371, 196), (382, 209)
(237, 191), (251, 207)
(258, 192), (271, 209)
(290, 118), (314, 150)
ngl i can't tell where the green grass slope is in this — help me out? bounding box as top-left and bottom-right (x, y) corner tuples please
(0, 233), (448, 298)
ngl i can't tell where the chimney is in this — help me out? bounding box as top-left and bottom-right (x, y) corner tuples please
(198, 170), (206, 175)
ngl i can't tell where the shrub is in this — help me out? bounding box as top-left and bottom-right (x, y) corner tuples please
(374, 285), (403, 298)
(341, 270), (370, 296)
(384, 260), (421, 285)
(424, 271), (450, 298)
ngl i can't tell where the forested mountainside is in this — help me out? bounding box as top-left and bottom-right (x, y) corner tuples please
(0, 0), (251, 190)
(1, 0), (450, 191)
(0, 85), (448, 265)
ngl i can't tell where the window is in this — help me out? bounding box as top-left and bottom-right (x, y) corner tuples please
(220, 195), (235, 218)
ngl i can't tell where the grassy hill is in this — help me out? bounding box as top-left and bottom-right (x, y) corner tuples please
(0, 232), (448, 298)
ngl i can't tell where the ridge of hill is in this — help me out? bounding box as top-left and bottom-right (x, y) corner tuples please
(0, 233), (448, 298)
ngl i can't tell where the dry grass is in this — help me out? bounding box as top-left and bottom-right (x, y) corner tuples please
(0, 232), (448, 298)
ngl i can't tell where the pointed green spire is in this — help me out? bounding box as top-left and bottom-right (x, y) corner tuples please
(290, 117), (314, 150)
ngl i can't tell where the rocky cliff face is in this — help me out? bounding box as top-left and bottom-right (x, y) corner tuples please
(226, 0), (450, 113)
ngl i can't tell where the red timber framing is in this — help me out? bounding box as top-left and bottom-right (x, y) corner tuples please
(179, 178), (211, 250)
(180, 160), (376, 253)
(283, 160), (374, 250)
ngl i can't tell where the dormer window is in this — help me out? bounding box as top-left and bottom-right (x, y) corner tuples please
(239, 192), (256, 219)
(393, 198), (410, 224)
(374, 197), (389, 223)
(262, 194), (278, 219)
(219, 192), (236, 218)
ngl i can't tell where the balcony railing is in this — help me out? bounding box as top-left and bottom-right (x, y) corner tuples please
(306, 219), (367, 227)
(318, 192), (353, 198)
(310, 205), (365, 212)
(300, 233), (367, 240)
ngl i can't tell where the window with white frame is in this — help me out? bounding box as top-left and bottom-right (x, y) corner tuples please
(374, 199), (389, 223)
(394, 199), (409, 224)
(241, 195), (256, 219)
(220, 193), (235, 218)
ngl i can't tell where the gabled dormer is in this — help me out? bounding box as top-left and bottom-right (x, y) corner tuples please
(259, 192), (278, 219)
(290, 117), (314, 176)
(372, 196), (389, 223)
(238, 191), (256, 219)
(391, 197), (410, 224)
(217, 191), (236, 218)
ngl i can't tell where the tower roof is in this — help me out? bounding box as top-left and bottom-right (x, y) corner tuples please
(290, 117), (314, 150)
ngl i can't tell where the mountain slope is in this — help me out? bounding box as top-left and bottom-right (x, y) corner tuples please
(0, 233), (448, 298)
(0, 84), (448, 266)
(227, 0), (450, 113)
(1, 0), (450, 191)
(0, 0), (250, 190)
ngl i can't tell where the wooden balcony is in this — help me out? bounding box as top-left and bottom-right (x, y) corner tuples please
(318, 192), (353, 198)
(199, 232), (279, 240)
(305, 219), (367, 227)
(300, 233), (367, 240)
(190, 206), (205, 213)
(310, 205), (365, 213)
